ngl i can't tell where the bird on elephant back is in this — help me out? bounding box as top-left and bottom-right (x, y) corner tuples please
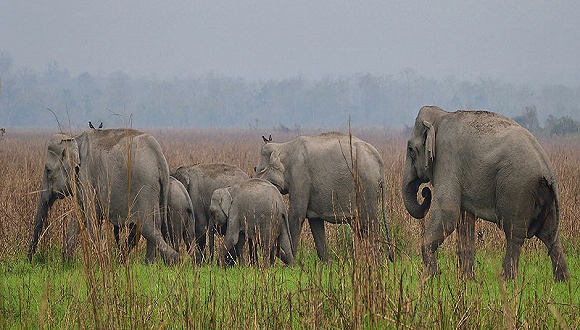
(254, 132), (394, 264)
(28, 128), (179, 265)
(402, 105), (569, 282)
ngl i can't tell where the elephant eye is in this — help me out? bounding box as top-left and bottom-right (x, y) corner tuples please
(408, 145), (416, 160)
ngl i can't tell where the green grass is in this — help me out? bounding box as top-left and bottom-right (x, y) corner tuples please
(1, 247), (578, 329)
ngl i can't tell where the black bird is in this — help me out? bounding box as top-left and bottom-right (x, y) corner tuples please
(89, 121), (95, 129)
(98, 122), (103, 129)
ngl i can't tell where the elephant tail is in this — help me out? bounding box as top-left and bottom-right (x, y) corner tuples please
(379, 179), (391, 242)
(159, 171), (170, 236)
(379, 179), (395, 262)
(527, 176), (559, 238)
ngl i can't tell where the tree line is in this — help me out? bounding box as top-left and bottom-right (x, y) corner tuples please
(1, 51), (579, 132)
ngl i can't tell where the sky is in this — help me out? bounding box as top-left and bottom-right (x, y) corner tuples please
(1, 1), (580, 85)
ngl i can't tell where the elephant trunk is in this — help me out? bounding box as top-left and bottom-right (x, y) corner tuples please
(402, 163), (432, 219)
(27, 181), (56, 261)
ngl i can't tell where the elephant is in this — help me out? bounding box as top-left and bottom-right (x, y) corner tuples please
(209, 178), (295, 266)
(27, 128), (179, 265)
(164, 176), (196, 255)
(170, 163), (249, 264)
(254, 132), (392, 263)
(109, 177), (195, 258)
(402, 106), (569, 281)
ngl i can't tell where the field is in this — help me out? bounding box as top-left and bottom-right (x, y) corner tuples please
(0, 128), (579, 329)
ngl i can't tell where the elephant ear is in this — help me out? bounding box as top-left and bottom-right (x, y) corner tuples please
(216, 188), (233, 225)
(422, 120), (435, 171)
(61, 138), (80, 174)
(269, 149), (284, 171)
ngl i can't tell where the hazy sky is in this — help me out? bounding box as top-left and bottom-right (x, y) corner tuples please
(1, 1), (579, 85)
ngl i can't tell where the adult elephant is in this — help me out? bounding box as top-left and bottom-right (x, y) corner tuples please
(27, 128), (178, 265)
(254, 132), (392, 263)
(171, 163), (249, 264)
(209, 178), (295, 266)
(403, 106), (569, 281)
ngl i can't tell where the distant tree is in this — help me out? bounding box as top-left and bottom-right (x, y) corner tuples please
(545, 115), (579, 136)
(513, 106), (540, 131)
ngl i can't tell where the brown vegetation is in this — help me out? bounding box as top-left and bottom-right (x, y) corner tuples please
(1, 128), (578, 262)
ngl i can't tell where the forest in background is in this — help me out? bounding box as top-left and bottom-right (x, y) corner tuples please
(1, 51), (579, 133)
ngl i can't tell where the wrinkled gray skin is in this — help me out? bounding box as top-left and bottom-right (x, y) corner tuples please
(209, 178), (295, 266)
(164, 176), (196, 255)
(171, 163), (249, 264)
(254, 132), (392, 263)
(28, 129), (178, 265)
(403, 106), (569, 281)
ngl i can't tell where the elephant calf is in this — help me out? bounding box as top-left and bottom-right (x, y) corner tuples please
(403, 106), (569, 281)
(165, 176), (196, 255)
(171, 163), (249, 264)
(209, 178), (295, 267)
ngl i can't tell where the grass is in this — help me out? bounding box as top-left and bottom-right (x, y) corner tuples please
(0, 128), (579, 328)
(1, 248), (578, 328)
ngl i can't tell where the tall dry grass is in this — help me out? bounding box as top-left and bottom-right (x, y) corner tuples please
(0, 128), (579, 328)
(2, 128), (579, 266)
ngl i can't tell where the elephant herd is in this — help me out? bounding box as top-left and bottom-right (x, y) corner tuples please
(27, 106), (570, 282)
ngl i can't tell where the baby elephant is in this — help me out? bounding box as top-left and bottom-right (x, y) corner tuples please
(165, 176), (196, 256)
(209, 178), (295, 267)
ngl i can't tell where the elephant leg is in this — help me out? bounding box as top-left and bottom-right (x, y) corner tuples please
(422, 207), (459, 276)
(182, 225), (196, 263)
(223, 229), (240, 266)
(208, 217), (216, 262)
(262, 244), (272, 267)
(309, 219), (330, 263)
(502, 233), (524, 280)
(248, 237), (260, 265)
(127, 223), (139, 251)
(457, 211), (476, 279)
(535, 227), (569, 282)
(141, 217), (178, 266)
(194, 229), (207, 265)
(269, 244), (276, 266)
(63, 218), (80, 262)
(287, 200), (308, 257)
(236, 233), (246, 265)
(145, 240), (157, 264)
(114, 225), (128, 263)
(114, 225), (121, 246)
(115, 223), (139, 263)
(278, 231), (295, 266)
(171, 220), (181, 253)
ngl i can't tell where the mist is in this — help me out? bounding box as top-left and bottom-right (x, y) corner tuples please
(1, 1), (579, 129)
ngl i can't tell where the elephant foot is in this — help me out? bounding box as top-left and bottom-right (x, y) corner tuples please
(61, 252), (76, 266)
(500, 267), (517, 281)
(118, 252), (129, 264)
(458, 260), (475, 280)
(162, 250), (180, 266)
(460, 269), (475, 281)
(193, 250), (204, 266)
(553, 263), (569, 282)
(422, 256), (441, 278)
(424, 264), (441, 277)
(386, 248), (395, 263)
(421, 247), (440, 277)
(549, 246), (569, 282)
